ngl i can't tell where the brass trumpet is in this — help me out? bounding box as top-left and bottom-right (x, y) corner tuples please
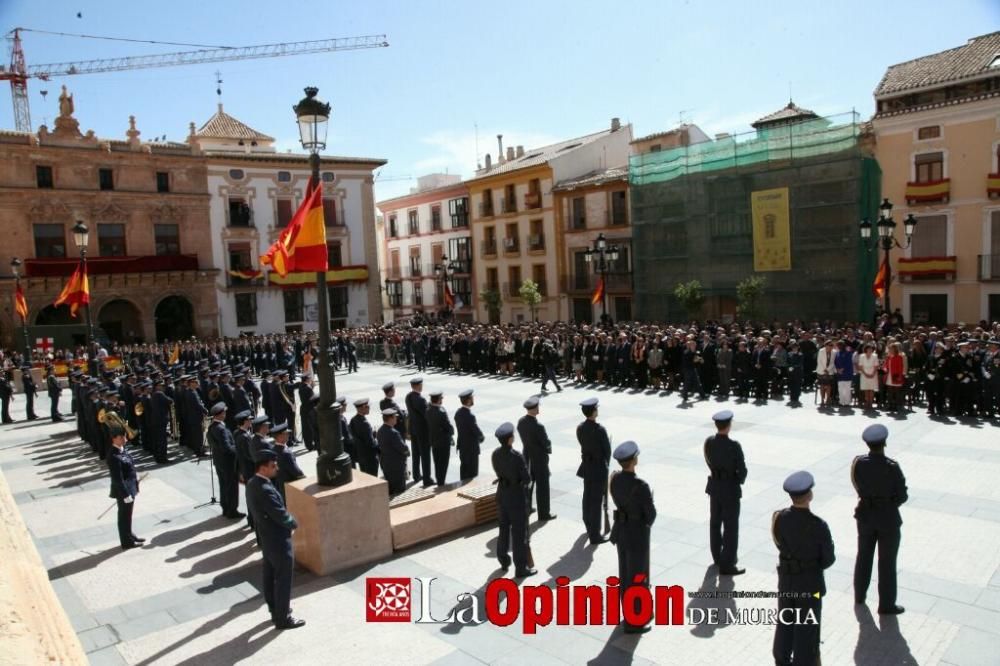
(134, 402), (145, 416)
(102, 409), (138, 440)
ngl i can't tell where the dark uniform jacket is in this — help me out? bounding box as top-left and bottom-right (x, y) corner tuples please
(771, 507), (835, 594)
(851, 452), (908, 528)
(426, 404), (454, 449)
(610, 470), (656, 544)
(380, 397), (407, 439)
(517, 414), (552, 464)
(246, 475), (297, 558)
(273, 445), (305, 499)
(234, 427), (255, 481)
(405, 391), (428, 443)
(349, 414), (379, 463)
(377, 424), (409, 480)
(47, 374), (62, 399)
(455, 406), (484, 454)
(703, 434), (748, 498)
(207, 419), (237, 472)
(576, 419), (611, 480)
(491, 445), (530, 504)
(107, 446), (139, 499)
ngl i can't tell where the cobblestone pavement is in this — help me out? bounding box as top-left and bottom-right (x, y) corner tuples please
(2, 364), (999, 665)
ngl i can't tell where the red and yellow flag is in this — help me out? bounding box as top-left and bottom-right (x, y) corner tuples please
(53, 260), (90, 318)
(444, 282), (455, 308)
(14, 282), (28, 322)
(260, 179), (328, 277)
(872, 256), (888, 299)
(590, 276), (605, 306)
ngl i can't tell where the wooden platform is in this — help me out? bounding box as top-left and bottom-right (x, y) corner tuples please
(388, 482), (499, 550)
(457, 485), (499, 524)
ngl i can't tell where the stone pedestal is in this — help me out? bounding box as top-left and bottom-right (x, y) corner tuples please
(285, 472), (392, 576)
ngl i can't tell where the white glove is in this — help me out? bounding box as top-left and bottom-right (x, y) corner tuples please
(926, 373), (935, 380)
(124, 496), (133, 504)
(962, 378), (971, 384)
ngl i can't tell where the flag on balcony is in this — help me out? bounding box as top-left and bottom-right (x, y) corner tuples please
(53, 260), (89, 318)
(228, 268), (262, 280)
(591, 276), (605, 306)
(444, 282), (455, 308)
(14, 283), (28, 322)
(872, 256), (888, 299)
(260, 179), (327, 277)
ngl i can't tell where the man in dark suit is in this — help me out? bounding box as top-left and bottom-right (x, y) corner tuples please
(703, 410), (747, 575)
(492, 422), (535, 577)
(576, 397), (611, 544)
(246, 448), (305, 630)
(609, 440), (656, 633)
(454, 389), (484, 480)
(206, 402), (243, 519)
(518, 396), (556, 520)
(852, 424), (908, 615)
(182, 376), (208, 455)
(298, 375), (317, 452)
(377, 408), (409, 494)
(106, 421), (145, 550)
(270, 422), (305, 500)
(46, 364), (63, 421)
(149, 379), (174, 463)
(405, 377), (430, 486)
(21, 365), (38, 420)
(425, 390), (454, 487)
(250, 415), (273, 461)
(233, 409), (256, 529)
(0, 371), (14, 424)
(350, 398), (379, 476)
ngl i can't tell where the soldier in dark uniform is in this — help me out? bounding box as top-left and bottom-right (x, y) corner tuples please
(246, 448), (305, 630)
(377, 408), (409, 494)
(518, 396), (556, 520)
(106, 419), (144, 550)
(851, 424), (908, 615)
(539, 339), (563, 393)
(925, 342), (948, 416)
(270, 422), (305, 500)
(233, 410), (256, 528)
(703, 410), (747, 576)
(491, 422), (536, 577)
(454, 388), (484, 480)
(772, 471), (835, 666)
(298, 375), (317, 451)
(380, 382), (407, 441)
(609, 440), (656, 634)
(350, 398), (380, 476)
(46, 365), (63, 421)
(576, 397), (611, 544)
(335, 395), (355, 466)
(0, 371), (13, 424)
(405, 377), (431, 486)
(425, 389), (454, 486)
(250, 415), (273, 462)
(206, 402), (244, 519)
(21, 365), (38, 420)
(232, 373), (253, 420)
(149, 379), (174, 463)
(182, 376), (208, 455)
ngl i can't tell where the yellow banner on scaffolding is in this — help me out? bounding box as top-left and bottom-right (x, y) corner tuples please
(750, 187), (791, 272)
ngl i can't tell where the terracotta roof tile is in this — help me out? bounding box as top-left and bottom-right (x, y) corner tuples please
(196, 105), (274, 141)
(751, 102), (818, 128)
(875, 31), (1000, 97)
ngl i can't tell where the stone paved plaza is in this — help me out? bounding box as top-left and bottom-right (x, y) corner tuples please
(2, 363), (1000, 665)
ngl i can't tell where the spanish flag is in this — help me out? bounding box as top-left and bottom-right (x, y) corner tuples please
(590, 276), (605, 306)
(14, 282), (28, 322)
(444, 282), (455, 308)
(260, 179), (328, 277)
(53, 260), (90, 318)
(872, 256), (888, 299)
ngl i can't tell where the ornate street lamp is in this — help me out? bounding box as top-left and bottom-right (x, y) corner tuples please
(71, 221), (98, 375)
(10, 257), (31, 361)
(434, 254), (459, 320)
(294, 86), (351, 487)
(859, 199), (917, 315)
(583, 232), (620, 324)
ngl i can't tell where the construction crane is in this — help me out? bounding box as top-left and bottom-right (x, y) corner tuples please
(1, 28), (389, 133)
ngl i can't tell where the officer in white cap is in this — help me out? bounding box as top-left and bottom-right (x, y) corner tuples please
(454, 389), (484, 480)
(491, 422), (535, 577)
(772, 470), (835, 665)
(350, 398), (380, 476)
(377, 408), (409, 495)
(610, 440), (656, 634)
(576, 398), (611, 544)
(379, 381), (407, 441)
(851, 424), (907, 615)
(425, 389), (454, 486)
(703, 410), (747, 575)
(206, 401), (243, 520)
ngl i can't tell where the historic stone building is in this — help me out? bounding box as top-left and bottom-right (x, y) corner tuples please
(0, 86), (219, 347)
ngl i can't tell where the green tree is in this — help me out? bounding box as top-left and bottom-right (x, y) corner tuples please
(673, 279), (705, 320)
(518, 279), (543, 321)
(736, 275), (767, 322)
(480, 288), (503, 324)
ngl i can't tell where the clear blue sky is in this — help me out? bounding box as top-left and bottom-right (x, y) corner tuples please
(2, 0), (998, 201)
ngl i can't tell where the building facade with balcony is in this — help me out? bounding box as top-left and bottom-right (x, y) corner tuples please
(0, 91), (220, 346)
(376, 174), (473, 323)
(467, 119), (632, 323)
(552, 165), (633, 323)
(873, 31), (1000, 325)
(194, 105), (386, 336)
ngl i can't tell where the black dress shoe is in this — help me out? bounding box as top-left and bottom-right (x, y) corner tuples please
(623, 624), (651, 634)
(514, 567), (537, 578)
(538, 514), (557, 521)
(498, 557), (511, 570)
(589, 535), (610, 545)
(131, 536), (146, 543)
(121, 542), (140, 551)
(719, 566), (746, 576)
(878, 605), (905, 615)
(225, 511), (246, 519)
(275, 616), (306, 630)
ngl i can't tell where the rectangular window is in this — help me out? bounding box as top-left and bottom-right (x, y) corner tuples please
(449, 236), (472, 273)
(914, 152), (944, 183)
(228, 242), (252, 285)
(327, 241), (343, 268)
(228, 198), (251, 227)
(413, 282), (424, 306)
(408, 248), (422, 276)
(992, 211), (1000, 256)
(408, 209), (419, 235)
(482, 226), (497, 256)
(503, 184), (517, 213)
(386, 280), (403, 307)
(327, 286), (349, 318)
(572, 197), (586, 229)
(917, 126), (941, 140)
(283, 290), (304, 323)
(235, 293), (257, 327)
(323, 198), (339, 226)
(97, 223), (126, 257)
(154, 224), (180, 255)
(507, 266), (522, 296)
(910, 215), (946, 257)
(449, 197), (469, 227)
(525, 178), (541, 209)
(156, 171), (170, 193)
(36, 165), (53, 189)
(532, 264), (547, 295)
(33, 224), (66, 258)
(389, 215), (398, 238)
(453, 277), (472, 307)
(99, 168), (114, 191)
(481, 189), (494, 217)
(276, 199), (293, 228)
(573, 251), (591, 290)
(431, 243), (444, 267)
(614, 296), (633, 322)
(611, 191), (628, 225)
(504, 222), (519, 252)
(486, 267), (499, 291)
(431, 205), (442, 231)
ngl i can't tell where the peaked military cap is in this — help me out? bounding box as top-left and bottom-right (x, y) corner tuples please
(523, 396), (539, 409)
(354, 397), (370, 407)
(861, 424), (888, 446)
(382, 382), (395, 391)
(613, 440), (640, 461)
(495, 422), (515, 441)
(270, 421), (289, 435)
(783, 471), (814, 497)
(580, 397), (599, 408)
(459, 389), (474, 399)
(234, 409), (252, 422)
(253, 448), (278, 464)
(210, 402), (227, 415)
